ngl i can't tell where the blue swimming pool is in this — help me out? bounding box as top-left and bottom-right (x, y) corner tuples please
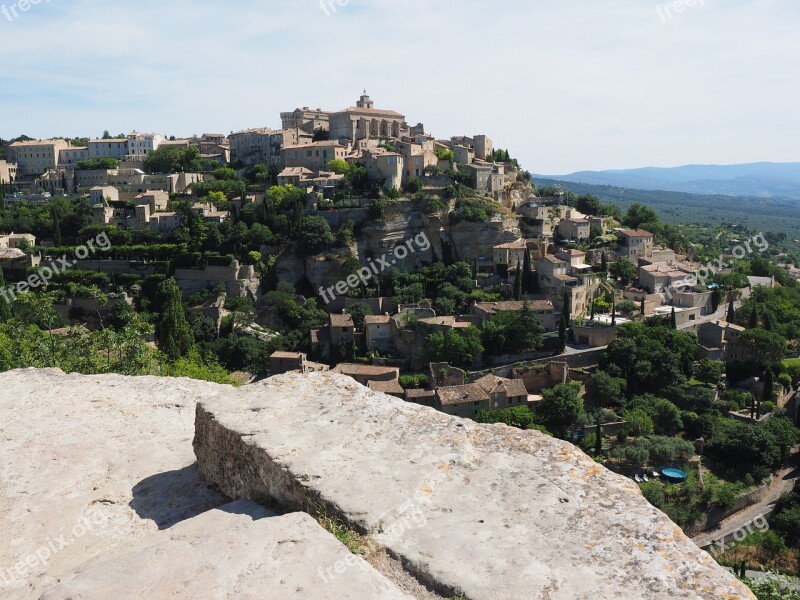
(661, 467), (688, 484)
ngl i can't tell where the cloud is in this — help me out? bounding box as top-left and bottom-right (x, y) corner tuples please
(1, 0), (798, 172)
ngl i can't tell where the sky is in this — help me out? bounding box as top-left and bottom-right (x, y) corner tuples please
(1, 0), (798, 174)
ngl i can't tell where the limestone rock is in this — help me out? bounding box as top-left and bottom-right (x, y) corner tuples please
(0, 369), (230, 599)
(40, 501), (413, 600)
(194, 372), (754, 600)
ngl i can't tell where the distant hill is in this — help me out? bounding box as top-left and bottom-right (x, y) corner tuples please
(533, 178), (800, 246)
(536, 162), (800, 199)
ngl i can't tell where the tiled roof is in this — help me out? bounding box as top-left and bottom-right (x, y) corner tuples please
(330, 313), (355, 328)
(364, 315), (391, 325)
(367, 380), (405, 395)
(333, 364), (399, 377)
(436, 384), (489, 406)
(270, 351), (303, 360)
(475, 374), (528, 398)
(617, 229), (653, 238)
(493, 239), (527, 250)
(474, 300), (554, 314)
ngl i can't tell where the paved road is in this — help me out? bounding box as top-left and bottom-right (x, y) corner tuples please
(693, 463), (800, 549)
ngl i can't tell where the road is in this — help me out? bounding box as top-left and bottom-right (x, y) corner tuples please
(692, 463), (800, 549)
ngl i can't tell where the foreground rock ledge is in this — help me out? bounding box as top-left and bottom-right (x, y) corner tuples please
(40, 501), (413, 600)
(193, 372), (754, 600)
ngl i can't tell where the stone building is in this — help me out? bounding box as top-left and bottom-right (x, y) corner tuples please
(617, 228), (654, 260)
(282, 141), (347, 171)
(329, 93), (408, 143)
(280, 107), (331, 134)
(6, 139), (70, 175)
(0, 160), (17, 183)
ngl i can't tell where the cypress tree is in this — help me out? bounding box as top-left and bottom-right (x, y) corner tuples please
(558, 315), (567, 354)
(749, 305), (759, 329)
(670, 306), (677, 329)
(513, 259), (522, 301)
(640, 297), (646, 318)
(727, 294), (736, 323)
(763, 310), (775, 332)
(522, 248), (532, 293)
(601, 251), (607, 272)
(0, 268), (11, 322)
(760, 367), (773, 419)
(157, 279), (194, 361)
(711, 287), (721, 312)
(611, 295), (617, 326)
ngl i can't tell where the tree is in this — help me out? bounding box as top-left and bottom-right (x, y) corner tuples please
(422, 327), (483, 369)
(695, 359), (724, 386)
(347, 302), (373, 329)
(611, 296), (617, 326)
(609, 258), (637, 286)
(0, 268), (11, 322)
(522, 248), (533, 293)
(513, 259), (522, 301)
(737, 328), (787, 365)
(727, 294), (736, 323)
(296, 216), (335, 255)
(537, 383), (583, 438)
(749, 304), (759, 329)
(760, 367), (774, 419)
(586, 371), (626, 409)
(623, 203), (659, 229)
(623, 408), (654, 437)
(601, 251), (607, 271)
(156, 279), (194, 361)
(326, 159), (350, 175)
(670, 306), (677, 330)
(558, 314), (567, 353)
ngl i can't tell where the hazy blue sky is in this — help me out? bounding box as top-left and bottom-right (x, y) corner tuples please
(1, 0), (797, 173)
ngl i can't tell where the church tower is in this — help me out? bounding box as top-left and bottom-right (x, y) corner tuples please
(356, 91), (374, 110)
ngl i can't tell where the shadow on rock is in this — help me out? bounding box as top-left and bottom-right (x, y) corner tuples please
(130, 463), (228, 529)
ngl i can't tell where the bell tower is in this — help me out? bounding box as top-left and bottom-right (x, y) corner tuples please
(356, 90), (374, 109)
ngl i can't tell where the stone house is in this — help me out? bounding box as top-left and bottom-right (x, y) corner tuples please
(697, 320), (747, 362)
(269, 351), (330, 375)
(435, 383), (490, 418)
(559, 218), (590, 241)
(89, 186), (119, 205)
(364, 314), (392, 351)
(282, 141), (347, 172)
(616, 229), (654, 260)
(638, 261), (695, 295)
(474, 374), (528, 409)
(493, 239), (527, 268)
(329, 312), (355, 351)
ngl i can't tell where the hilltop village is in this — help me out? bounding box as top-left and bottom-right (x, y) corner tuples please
(2, 95), (800, 578)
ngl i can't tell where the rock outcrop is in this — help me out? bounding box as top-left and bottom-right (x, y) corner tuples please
(0, 368), (754, 599)
(194, 371), (754, 600)
(0, 369), (414, 599)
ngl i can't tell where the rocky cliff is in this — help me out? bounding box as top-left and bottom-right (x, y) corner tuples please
(0, 369), (754, 599)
